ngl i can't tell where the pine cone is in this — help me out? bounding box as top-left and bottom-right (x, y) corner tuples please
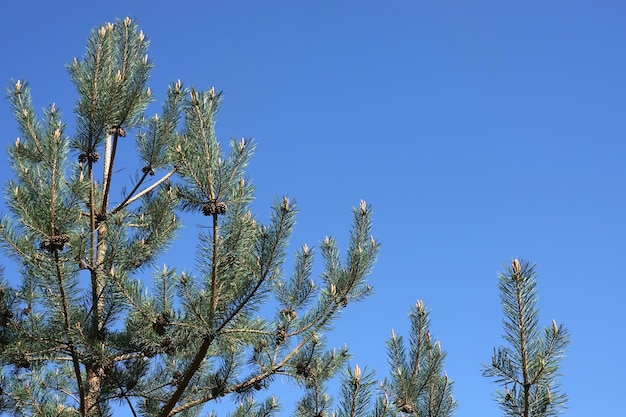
(280, 308), (297, 320)
(78, 152), (99, 163)
(107, 125), (126, 137)
(142, 165), (155, 176)
(1, 310), (13, 326)
(295, 362), (313, 379)
(202, 200), (227, 216)
(394, 399), (415, 414)
(152, 312), (170, 335)
(211, 382), (226, 397)
(275, 326), (287, 345)
(40, 232), (70, 252)
(16, 354), (31, 369)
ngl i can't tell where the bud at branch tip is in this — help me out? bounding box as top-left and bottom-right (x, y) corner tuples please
(512, 258), (521, 274)
(359, 199), (367, 214)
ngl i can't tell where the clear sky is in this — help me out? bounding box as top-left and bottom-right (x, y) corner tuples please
(1, 1), (625, 416)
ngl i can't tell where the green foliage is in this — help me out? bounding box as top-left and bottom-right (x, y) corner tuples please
(0, 17), (385, 417)
(68, 18), (153, 155)
(335, 365), (377, 417)
(0, 16), (568, 417)
(483, 259), (570, 417)
(289, 300), (457, 417)
(381, 301), (456, 417)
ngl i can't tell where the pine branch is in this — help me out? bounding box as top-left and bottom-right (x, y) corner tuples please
(169, 327), (324, 416)
(112, 168), (177, 214)
(208, 212), (220, 326)
(483, 259), (570, 417)
(159, 198), (295, 417)
(382, 301), (456, 417)
(157, 211), (222, 417)
(8, 80), (44, 155)
(335, 365), (376, 417)
(2, 17), (387, 417)
(52, 250), (86, 414)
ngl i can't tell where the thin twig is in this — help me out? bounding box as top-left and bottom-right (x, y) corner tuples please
(113, 168), (176, 212)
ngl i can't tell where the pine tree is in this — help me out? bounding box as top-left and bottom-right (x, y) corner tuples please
(380, 300), (456, 417)
(0, 17), (384, 417)
(291, 300), (456, 417)
(483, 259), (570, 417)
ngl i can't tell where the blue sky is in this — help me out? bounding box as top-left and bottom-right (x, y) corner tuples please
(1, 1), (625, 416)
